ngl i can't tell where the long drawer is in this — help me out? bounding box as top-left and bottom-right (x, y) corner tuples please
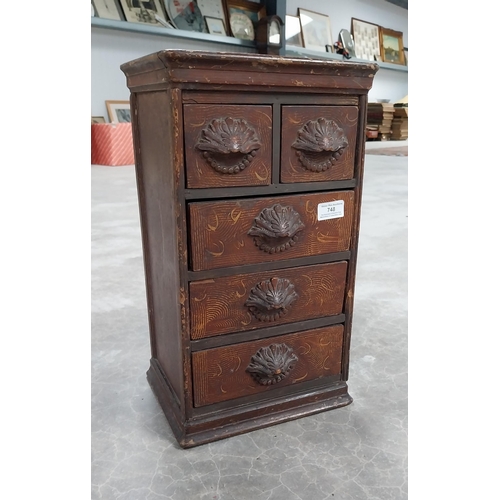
(192, 325), (344, 407)
(189, 261), (348, 339)
(189, 191), (355, 271)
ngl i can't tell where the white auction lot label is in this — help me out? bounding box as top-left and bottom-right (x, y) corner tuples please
(317, 200), (345, 221)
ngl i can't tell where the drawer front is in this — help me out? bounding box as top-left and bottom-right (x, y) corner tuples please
(183, 104), (272, 188)
(192, 325), (344, 407)
(190, 261), (348, 339)
(189, 191), (355, 271)
(281, 106), (358, 183)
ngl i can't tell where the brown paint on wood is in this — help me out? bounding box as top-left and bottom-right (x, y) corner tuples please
(186, 251), (351, 282)
(190, 315), (346, 353)
(281, 106), (358, 183)
(120, 49), (379, 448)
(189, 261), (347, 339)
(133, 91), (184, 404)
(192, 325), (344, 407)
(184, 179), (358, 200)
(189, 191), (355, 271)
(182, 91), (359, 106)
(341, 94), (369, 380)
(169, 69), (374, 92)
(183, 104), (272, 188)
(121, 51), (378, 93)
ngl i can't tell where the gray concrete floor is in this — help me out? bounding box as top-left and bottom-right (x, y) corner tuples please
(91, 146), (408, 500)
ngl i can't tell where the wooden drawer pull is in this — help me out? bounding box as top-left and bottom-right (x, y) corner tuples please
(244, 277), (298, 322)
(246, 343), (298, 386)
(292, 117), (348, 172)
(248, 204), (305, 253)
(195, 117), (262, 174)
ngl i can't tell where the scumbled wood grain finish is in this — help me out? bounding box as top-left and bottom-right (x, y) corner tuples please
(121, 49), (378, 447)
(184, 104), (272, 188)
(192, 325), (344, 407)
(281, 106), (358, 183)
(189, 261), (348, 339)
(189, 191), (355, 271)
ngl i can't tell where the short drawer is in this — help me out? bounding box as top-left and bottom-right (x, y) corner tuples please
(183, 104), (272, 188)
(189, 191), (355, 271)
(190, 261), (348, 339)
(281, 106), (358, 183)
(192, 325), (344, 407)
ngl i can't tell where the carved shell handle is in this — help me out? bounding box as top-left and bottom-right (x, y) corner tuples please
(245, 277), (298, 322)
(246, 343), (298, 386)
(292, 117), (348, 172)
(248, 204), (305, 254)
(195, 117), (262, 175)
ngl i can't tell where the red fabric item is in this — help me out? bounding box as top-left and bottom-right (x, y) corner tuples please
(91, 123), (135, 166)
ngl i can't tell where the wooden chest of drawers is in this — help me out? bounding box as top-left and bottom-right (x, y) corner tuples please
(121, 50), (378, 448)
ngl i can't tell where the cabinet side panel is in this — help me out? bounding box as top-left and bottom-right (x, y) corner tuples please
(342, 93), (369, 380)
(133, 91), (183, 403)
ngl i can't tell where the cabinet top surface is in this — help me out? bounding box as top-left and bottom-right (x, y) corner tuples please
(120, 50), (379, 92)
(124, 49), (377, 70)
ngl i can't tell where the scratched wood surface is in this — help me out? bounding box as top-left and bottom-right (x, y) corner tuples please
(189, 261), (348, 339)
(123, 51), (377, 93)
(281, 106), (358, 183)
(120, 50), (379, 446)
(133, 90), (185, 402)
(189, 191), (355, 271)
(192, 325), (344, 407)
(183, 104), (272, 188)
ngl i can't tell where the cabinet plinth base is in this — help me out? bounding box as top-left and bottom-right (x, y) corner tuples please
(147, 358), (353, 449)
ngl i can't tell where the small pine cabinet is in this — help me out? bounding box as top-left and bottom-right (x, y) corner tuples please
(121, 50), (378, 448)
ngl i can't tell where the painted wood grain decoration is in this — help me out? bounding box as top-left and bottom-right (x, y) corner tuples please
(184, 104), (272, 188)
(192, 325), (344, 406)
(189, 191), (355, 271)
(281, 106), (358, 183)
(189, 261), (348, 339)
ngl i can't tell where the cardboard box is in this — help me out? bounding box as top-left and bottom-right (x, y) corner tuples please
(91, 123), (134, 166)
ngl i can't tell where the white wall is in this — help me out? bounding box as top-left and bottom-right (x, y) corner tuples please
(91, 27), (256, 119)
(91, 0), (407, 118)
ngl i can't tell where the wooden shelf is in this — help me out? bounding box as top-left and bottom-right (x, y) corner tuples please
(91, 18), (407, 73)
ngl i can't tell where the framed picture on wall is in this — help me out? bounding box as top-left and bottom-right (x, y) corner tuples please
(106, 100), (131, 123)
(285, 14), (303, 48)
(298, 9), (333, 53)
(379, 27), (406, 65)
(197, 0), (228, 30)
(118, 0), (168, 26)
(164, 0), (207, 32)
(226, 0), (266, 36)
(204, 16), (227, 35)
(351, 17), (381, 61)
(92, 0), (123, 20)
